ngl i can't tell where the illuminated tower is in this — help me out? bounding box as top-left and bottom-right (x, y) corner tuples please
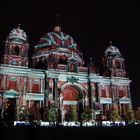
(0, 25), (29, 119)
(2, 24), (29, 67)
(102, 41), (132, 118)
(103, 41), (126, 77)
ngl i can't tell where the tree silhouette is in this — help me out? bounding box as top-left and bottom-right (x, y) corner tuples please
(47, 103), (58, 124)
(81, 107), (92, 122)
(109, 109), (121, 121)
(28, 103), (41, 121)
(65, 105), (78, 122)
(134, 107), (140, 121)
(125, 107), (135, 122)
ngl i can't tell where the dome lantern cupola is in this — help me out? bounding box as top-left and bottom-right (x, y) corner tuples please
(104, 41), (121, 58)
(7, 24), (28, 44)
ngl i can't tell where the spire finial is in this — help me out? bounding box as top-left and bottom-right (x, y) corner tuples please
(56, 14), (61, 26)
(18, 23), (21, 29)
(54, 14), (61, 32)
(109, 41), (112, 46)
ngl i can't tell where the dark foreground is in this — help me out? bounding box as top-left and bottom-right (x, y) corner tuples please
(0, 126), (140, 140)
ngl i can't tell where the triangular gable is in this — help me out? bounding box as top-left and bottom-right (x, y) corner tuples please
(9, 77), (17, 81)
(4, 89), (20, 98)
(6, 89), (19, 95)
(119, 96), (130, 103)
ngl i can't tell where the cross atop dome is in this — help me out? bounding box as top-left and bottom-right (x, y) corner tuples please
(55, 14), (61, 26)
(53, 14), (61, 32)
(109, 41), (112, 46)
(18, 23), (21, 29)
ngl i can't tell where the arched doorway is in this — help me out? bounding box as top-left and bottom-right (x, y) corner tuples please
(61, 85), (84, 122)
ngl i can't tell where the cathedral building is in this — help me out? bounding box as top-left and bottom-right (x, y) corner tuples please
(0, 21), (132, 121)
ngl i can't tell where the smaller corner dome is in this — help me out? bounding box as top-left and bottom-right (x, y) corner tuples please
(7, 26), (27, 44)
(105, 44), (121, 57)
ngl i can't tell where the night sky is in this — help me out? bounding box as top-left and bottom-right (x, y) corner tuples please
(0, 0), (139, 109)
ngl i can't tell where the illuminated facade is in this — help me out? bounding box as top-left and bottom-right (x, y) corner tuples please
(0, 23), (132, 121)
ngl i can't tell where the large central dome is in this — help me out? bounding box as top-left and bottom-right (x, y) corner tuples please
(35, 31), (78, 50)
(33, 26), (84, 68)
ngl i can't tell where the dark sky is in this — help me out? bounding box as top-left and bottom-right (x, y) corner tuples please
(0, 0), (139, 109)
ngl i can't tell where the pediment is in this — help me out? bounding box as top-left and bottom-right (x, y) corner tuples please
(6, 89), (20, 95)
(119, 96), (130, 103)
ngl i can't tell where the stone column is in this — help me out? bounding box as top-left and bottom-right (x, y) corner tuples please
(18, 77), (21, 93)
(30, 78), (32, 93)
(107, 104), (109, 111)
(52, 79), (55, 101)
(29, 100), (31, 109)
(85, 96), (88, 107)
(4, 75), (7, 90)
(88, 79), (94, 119)
(128, 85), (132, 109)
(39, 101), (42, 108)
(18, 76), (21, 113)
(116, 85), (119, 98)
(44, 76), (49, 108)
(44, 73), (49, 121)
(119, 103), (122, 116)
(83, 95), (86, 110)
(52, 78), (58, 107)
(89, 81), (94, 110)
(59, 94), (63, 112)
(40, 79), (43, 94)
(59, 94), (63, 123)
(17, 76), (20, 113)
(116, 85), (120, 114)
(22, 76), (27, 110)
(97, 82), (102, 119)
(54, 78), (58, 107)
(106, 86), (108, 97)
(97, 82), (101, 106)
(111, 82), (115, 108)
(1, 75), (7, 117)
(57, 91), (61, 122)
